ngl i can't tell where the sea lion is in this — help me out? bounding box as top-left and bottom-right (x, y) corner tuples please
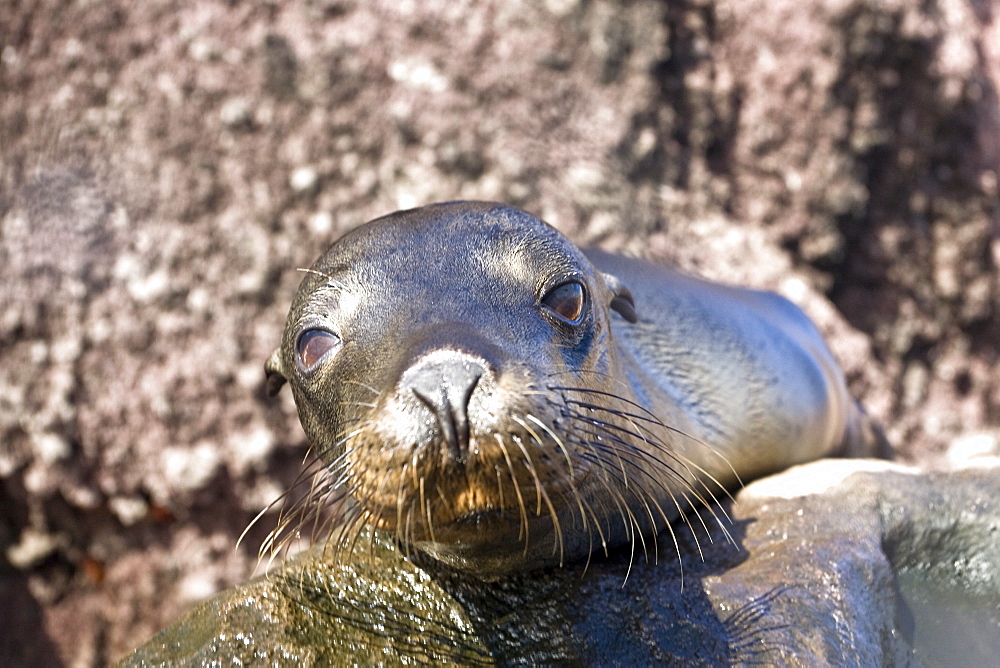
(263, 201), (879, 575)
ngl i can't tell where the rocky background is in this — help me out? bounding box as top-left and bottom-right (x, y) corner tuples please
(1, 0), (997, 665)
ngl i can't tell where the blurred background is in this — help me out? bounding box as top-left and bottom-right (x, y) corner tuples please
(1, 0), (998, 664)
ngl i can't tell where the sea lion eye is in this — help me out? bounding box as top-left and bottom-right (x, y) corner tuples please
(542, 281), (586, 324)
(296, 329), (340, 371)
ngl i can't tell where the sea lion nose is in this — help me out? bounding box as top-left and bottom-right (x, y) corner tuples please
(400, 351), (486, 464)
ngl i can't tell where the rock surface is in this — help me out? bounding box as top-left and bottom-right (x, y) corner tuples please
(119, 460), (1000, 665)
(1, 0), (998, 664)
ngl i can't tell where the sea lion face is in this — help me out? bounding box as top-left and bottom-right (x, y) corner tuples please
(266, 202), (640, 573)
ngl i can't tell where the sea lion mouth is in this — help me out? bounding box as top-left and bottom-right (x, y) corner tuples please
(447, 508), (508, 526)
(369, 504), (519, 533)
(351, 446), (587, 537)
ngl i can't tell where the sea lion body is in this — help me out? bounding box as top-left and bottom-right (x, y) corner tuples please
(584, 248), (862, 482)
(265, 201), (874, 574)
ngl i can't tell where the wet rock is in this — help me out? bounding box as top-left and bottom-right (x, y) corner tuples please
(121, 459), (1000, 665)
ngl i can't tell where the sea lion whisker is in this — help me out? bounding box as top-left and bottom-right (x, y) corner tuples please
(586, 441), (675, 533)
(573, 488), (609, 563)
(686, 495), (737, 548)
(570, 409), (634, 490)
(301, 417), (365, 465)
(494, 434), (530, 548)
(494, 465), (506, 510)
(661, 516), (686, 590)
(563, 397), (694, 448)
(571, 450), (681, 571)
(521, 413), (591, 539)
(574, 440), (669, 547)
(658, 489), (705, 562)
(341, 378), (383, 397)
(404, 503), (418, 561)
(522, 414), (575, 477)
(576, 492), (610, 563)
(672, 488), (718, 559)
(365, 511), (383, 566)
(621, 480), (676, 584)
(306, 480), (340, 558)
(565, 410), (681, 472)
(510, 432), (564, 564)
(566, 420), (688, 489)
(419, 475), (437, 545)
(609, 479), (652, 581)
(295, 267), (350, 290)
(510, 434), (543, 516)
(396, 461), (412, 547)
(321, 447), (362, 486)
(588, 434), (727, 537)
(565, 430), (633, 532)
(282, 476), (348, 558)
(263, 503), (304, 559)
(300, 480), (349, 540)
(263, 536), (285, 574)
(575, 415), (735, 521)
(556, 386), (744, 487)
(304, 476), (350, 521)
(661, 450), (740, 506)
(299, 443), (316, 467)
(337, 506), (373, 564)
(562, 396), (711, 461)
(661, 457), (737, 531)
(348, 461), (394, 550)
(569, 431), (707, 558)
(623, 438), (735, 545)
(433, 480), (453, 513)
(239, 490), (290, 554)
(574, 450), (646, 546)
(262, 478), (327, 560)
(259, 453), (331, 547)
(624, 522), (638, 585)
(556, 385), (708, 443)
(339, 400), (378, 409)
(546, 367), (617, 377)
(545, 369), (627, 391)
(330, 502), (364, 555)
(568, 411), (734, 524)
(314, 504), (346, 563)
(408, 449), (422, 500)
(337, 424), (372, 450)
(303, 457), (331, 512)
(273, 481), (344, 564)
(625, 484), (659, 577)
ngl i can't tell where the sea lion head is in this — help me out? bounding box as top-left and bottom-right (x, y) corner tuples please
(265, 201), (652, 574)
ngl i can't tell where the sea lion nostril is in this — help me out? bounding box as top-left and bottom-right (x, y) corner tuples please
(402, 353), (486, 462)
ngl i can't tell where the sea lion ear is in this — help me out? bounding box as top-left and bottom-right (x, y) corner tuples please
(602, 273), (638, 323)
(264, 348), (288, 396)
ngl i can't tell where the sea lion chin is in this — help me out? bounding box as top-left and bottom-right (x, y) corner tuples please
(263, 201), (880, 575)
